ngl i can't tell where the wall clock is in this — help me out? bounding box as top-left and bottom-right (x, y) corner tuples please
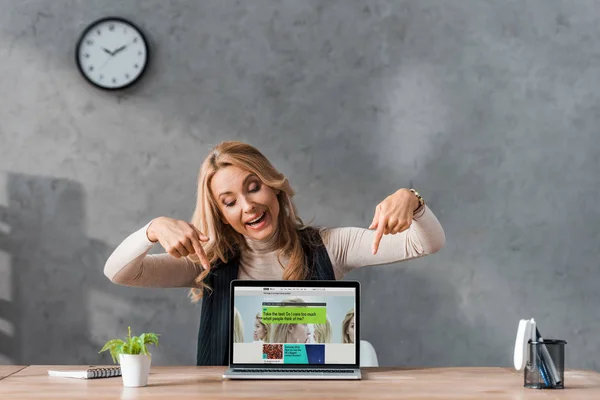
(75, 17), (149, 90)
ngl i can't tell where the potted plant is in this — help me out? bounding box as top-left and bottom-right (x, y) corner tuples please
(99, 326), (160, 387)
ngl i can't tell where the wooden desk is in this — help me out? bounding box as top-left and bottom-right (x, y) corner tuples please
(1, 366), (599, 399)
(0, 366), (26, 381)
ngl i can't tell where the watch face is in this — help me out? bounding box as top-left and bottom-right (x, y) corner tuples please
(75, 17), (149, 90)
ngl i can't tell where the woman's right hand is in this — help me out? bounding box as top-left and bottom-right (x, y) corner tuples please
(146, 217), (210, 270)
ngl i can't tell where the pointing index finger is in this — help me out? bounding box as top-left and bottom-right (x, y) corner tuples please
(190, 231), (210, 270)
(372, 215), (386, 254)
(369, 206), (380, 230)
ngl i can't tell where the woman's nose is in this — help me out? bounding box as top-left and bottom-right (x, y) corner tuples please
(241, 197), (256, 213)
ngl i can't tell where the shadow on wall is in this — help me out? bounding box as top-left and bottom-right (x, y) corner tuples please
(0, 173), (198, 365)
(0, 173), (109, 364)
(0, 173), (18, 363)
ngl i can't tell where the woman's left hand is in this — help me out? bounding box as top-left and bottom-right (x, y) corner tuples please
(369, 188), (420, 254)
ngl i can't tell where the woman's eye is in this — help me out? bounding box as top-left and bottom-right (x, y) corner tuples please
(249, 183), (260, 192)
(224, 201), (236, 208)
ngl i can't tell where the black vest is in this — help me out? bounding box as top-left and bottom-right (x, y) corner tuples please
(196, 228), (336, 366)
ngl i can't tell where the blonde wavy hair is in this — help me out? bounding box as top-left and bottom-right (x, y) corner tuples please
(342, 308), (355, 344)
(233, 307), (244, 343)
(269, 298), (306, 344)
(313, 315), (332, 344)
(255, 312), (270, 343)
(187, 141), (311, 302)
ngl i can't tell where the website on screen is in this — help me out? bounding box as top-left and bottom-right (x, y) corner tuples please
(232, 286), (356, 364)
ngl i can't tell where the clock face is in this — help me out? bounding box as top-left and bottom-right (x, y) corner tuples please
(76, 17), (149, 90)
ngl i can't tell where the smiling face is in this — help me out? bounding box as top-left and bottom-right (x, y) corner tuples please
(210, 165), (280, 241)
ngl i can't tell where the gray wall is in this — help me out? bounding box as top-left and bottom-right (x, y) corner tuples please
(1, 0), (598, 369)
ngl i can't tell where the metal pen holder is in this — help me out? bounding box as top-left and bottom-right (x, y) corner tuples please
(524, 339), (566, 389)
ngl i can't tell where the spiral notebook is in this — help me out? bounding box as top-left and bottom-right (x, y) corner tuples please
(47, 366), (121, 379)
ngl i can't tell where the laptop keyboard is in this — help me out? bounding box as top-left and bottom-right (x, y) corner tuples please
(233, 369), (355, 374)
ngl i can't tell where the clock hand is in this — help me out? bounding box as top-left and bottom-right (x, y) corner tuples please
(99, 54), (113, 71)
(111, 44), (127, 56)
(101, 47), (113, 56)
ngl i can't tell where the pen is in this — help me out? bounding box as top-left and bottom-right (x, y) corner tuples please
(530, 319), (550, 387)
(536, 327), (561, 385)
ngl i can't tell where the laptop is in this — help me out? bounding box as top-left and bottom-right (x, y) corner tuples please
(223, 280), (361, 379)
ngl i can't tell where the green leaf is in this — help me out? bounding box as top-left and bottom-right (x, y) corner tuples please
(133, 337), (145, 355)
(127, 326), (134, 353)
(131, 339), (141, 355)
(144, 333), (160, 346)
(111, 343), (124, 363)
(98, 339), (125, 354)
(98, 339), (127, 364)
(98, 327), (161, 363)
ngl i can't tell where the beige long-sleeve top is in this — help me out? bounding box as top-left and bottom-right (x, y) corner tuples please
(103, 205), (445, 288)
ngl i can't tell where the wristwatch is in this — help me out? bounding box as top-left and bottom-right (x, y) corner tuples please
(410, 188), (425, 211)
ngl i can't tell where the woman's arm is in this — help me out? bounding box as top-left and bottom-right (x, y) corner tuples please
(320, 205), (445, 279)
(103, 221), (204, 288)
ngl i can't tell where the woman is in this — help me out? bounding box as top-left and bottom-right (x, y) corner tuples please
(342, 308), (355, 344)
(104, 141), (445, 365)
(253, 312), (269, 343)
(269, 298), (311, 344)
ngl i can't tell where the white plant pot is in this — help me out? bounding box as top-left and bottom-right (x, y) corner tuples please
(119, 354), (151, 387)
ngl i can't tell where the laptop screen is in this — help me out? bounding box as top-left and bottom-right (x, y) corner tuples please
(231, 284), (357, 366)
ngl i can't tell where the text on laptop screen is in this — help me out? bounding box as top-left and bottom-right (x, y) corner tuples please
(232, 286), (356, 365)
